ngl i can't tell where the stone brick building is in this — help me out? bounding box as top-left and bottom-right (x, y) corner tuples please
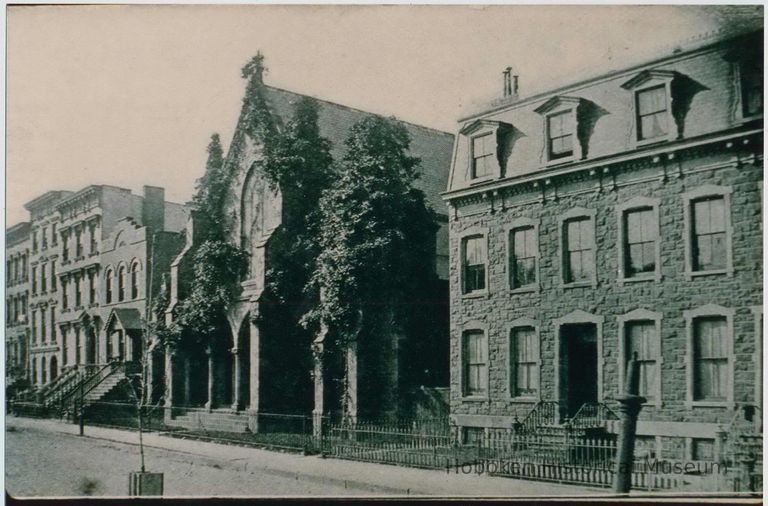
(443, 29), (762, 460)
(24, 190), (73, 387)
(55, 185), (187, 379)
(164, 67), (454, 431)
(17, 185), (188, 391)
(6, 222), (31, 387)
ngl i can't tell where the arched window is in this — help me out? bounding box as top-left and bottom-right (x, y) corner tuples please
(130, 262), (140, 299)
(118, 266), (126, 302)
(105, 269), (114, 304)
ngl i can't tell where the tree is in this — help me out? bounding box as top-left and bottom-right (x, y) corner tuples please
(305, 117), (439, 416)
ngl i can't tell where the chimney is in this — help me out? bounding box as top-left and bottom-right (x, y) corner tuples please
(502, 67), (512, 97)
(142, 185), (165, 232)
(502, 66), (519, 98)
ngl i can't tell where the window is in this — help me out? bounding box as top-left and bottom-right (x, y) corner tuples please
(509, 226), (537, 289)
(621, 206), (658, 279)
(5, 261), (9, 287)
(131, 262), (140, 299)
(41, 310), (46, 342)
(61, 279), (69, 309)
(547, 110), (574, 160)
(626, 321), (658, 401)
(471, 134), (494, 179)
(74, 273), (82, 307)
(692, 197), (726, 272)
(51, 261), (57, 292)
(683, 186), (733, 278)
(563, 217), (594, 284)
(50, 307), (56, 342)
(692, 439), (715, 461)
(42, 227), (48, 249)
(62, 329), (68, 366)
(40, 264), (47, 293)
(32, 231), (38, 252)
(509, 326), (538, 398)
(636, 85), (668, 141)
(462, 235), (487, 294)
(741, 60), (763, 117)
(75, 327), (81, 364)
(31, 310), (37, 343)
(31, 266), (37, 294)
(105, 269), (113, 304)
(89, 272), (96, 304)
(75, 227), (83, 258)
(89, 222), (98, 254)
(462, 330), (487, 397)
(118, 266), (126, 301)
(51, 223), (57, 246)
(693, 317), (728, 402)
(684, 304), (734, 408)
(62, 232), (69, 262)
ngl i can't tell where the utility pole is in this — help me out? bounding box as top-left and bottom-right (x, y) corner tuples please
(612, 352), (646, 493)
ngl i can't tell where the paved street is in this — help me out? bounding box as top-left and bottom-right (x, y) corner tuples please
(6, 416), (602, 498)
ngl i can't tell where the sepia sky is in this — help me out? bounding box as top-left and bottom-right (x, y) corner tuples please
(5, 4), (763, 226)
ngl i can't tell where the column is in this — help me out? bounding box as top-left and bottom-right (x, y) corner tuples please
(183, 354), (191, 407)
(204, 346), (214, 412)
(247, 314), (261, 432)
(312, 337), (325, 440)
(231, 348), (241, 412)
(164, 347), (175, 422)
(346, 340), (358, 423)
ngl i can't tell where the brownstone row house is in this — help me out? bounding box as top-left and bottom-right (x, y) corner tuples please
(6, 222), (31, 389)
(443, 29), (762, 461)
(163, 70), (454, 432)
(10, 185), (188, 398)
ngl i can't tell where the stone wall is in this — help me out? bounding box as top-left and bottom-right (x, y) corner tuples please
(448, 148), (762, 442)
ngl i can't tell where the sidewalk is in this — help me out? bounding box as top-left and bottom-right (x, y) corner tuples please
(7, 415), (606, 498)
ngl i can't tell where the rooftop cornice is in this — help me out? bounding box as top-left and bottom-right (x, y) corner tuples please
(23, 191), (72, 212)
(442, 127), (762, 202)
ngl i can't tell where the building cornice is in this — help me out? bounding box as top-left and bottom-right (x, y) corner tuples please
(442, 127), (762, 203)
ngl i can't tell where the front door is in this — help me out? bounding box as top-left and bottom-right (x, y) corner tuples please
(561, 323), (598, 417)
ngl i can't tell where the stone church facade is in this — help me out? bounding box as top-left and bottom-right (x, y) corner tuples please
(444, 29), (762, 460)
(164, 69), (454, 431)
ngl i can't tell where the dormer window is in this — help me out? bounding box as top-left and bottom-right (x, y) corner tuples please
(636, 85), (668, 141)
(621, 70), (678, 146)
(534, 96), (585, 164)
(471, 133), (494, 179)
(459, 119), (513, 182)
(741, 60), (763, 118)
(547, 111), (574, 160)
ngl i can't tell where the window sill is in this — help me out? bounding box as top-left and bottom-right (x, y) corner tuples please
(461, 395), (489, 402)
(686, 268), (732, 279)
(509, 286), (539, 295)
(509, 396), (538, 404)
(545, 155), (577, 167)
(561, 280), (596, 289)
(461, 291), (489, 300)
(687, 400), (732, 409)
(634, 136), (672, 149)
(468, 175), (496, 186)
(618, 274), (659, 285)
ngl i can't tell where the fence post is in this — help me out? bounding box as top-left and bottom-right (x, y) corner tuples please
(78, 375), (85, 436)
(612, 352), (646, 493)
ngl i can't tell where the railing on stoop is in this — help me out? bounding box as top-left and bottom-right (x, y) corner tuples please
(520, 400), (561, 433)
(54, 361), (127, 415)
(569, 402), (620, 430)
